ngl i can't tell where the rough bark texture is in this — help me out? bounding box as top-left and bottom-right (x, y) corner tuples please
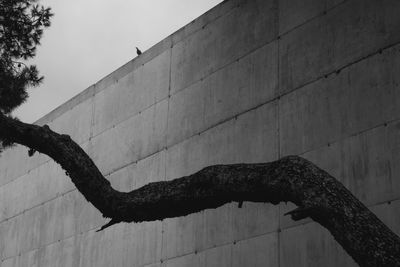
(1, 113), (400, 267)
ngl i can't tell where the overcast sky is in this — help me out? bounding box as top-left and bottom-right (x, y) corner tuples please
(13, 0), (223, 123)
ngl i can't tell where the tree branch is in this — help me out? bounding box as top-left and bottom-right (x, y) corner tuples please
(1, 113), (399, 266)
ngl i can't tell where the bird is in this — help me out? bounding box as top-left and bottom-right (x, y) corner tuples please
(136, 47), (142, 56)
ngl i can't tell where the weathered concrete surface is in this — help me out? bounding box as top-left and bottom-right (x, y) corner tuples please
(170, 0), (277, 94)
(278, 0), (346, 35)
(167, 41), (278, 146)
(93, 50), (170, 136)
(279, 0), (400, 94)
(90, 99), (168, 175)
(280, 43), (400, 156)
(1, 0), (400, 266)
(280, 222), (356, 267)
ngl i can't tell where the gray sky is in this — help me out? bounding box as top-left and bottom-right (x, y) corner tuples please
(14, 0), (223, 123)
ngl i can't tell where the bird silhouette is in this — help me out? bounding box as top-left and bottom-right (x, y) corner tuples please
(136, 47), (142, 56)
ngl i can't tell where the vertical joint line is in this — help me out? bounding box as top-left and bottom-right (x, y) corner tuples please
(276, 0), (281, 265)
(160, 45), (173, 261)
(165, 46), (173, 175)
(165, 45), (173, 153)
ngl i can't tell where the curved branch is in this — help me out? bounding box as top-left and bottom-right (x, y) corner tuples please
(1, 113), (400, 266)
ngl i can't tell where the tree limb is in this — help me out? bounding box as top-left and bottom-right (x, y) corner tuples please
(1, 113), (400, 266)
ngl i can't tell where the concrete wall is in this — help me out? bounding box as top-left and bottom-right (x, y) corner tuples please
(1, 0), (400, 266)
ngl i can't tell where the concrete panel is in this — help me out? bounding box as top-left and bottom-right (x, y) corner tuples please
(370, 199), (400, 236)
(90, 99), (168, 175)
(9, 189), (98, 252)
(303, 121), (400, 206)
(107, 150), (166, 192)
(76, 221), (162, 267)
(198, 204), (233, 251)
(37, 197), (59, 248)
(78, 231), (110, 267)
(16, 206), (42, 255)
(96, 225), (126, 267)
(71, 190), (105, 235)
(0, 174), (27, 221)
(165, 133), (208, 182)
(107, 163), (137, 193)
(204, 42), (278, 131)
(36, 240), (61, 267)
(48, 96), (94, 144)
(167, 81), (207, 148)
(162, 212), (203, 260)
(279, 0), (400, 94)
(203, 118), (237, 165)
(22, 161), (75, 215)
(1, 216), (22, 259)
(109, 224), (135, 267)
(171, 0), (277, 94)
(53, 195), (76, 245)
(200, 244), (232, 267)
(168, 41), (278, 146)
(11, 249), (37, 267)
(0, 144), (49, 187)
(11, 194), (75, 257)
(133, 150), (166, 190)
(29, 235), (79, 267)
(232, 233), (278, 267)
(130, 222), (162, 266)
(279, 0), (326, 34)
(93, 50), (170, 136)
(163, 205), (231, 261)
(279, 0), (347, 34)
(231, 103), (278, 163)
(280, 222), (356, 267)
(232, 202), (279, 242)
(280, 43), (400, 155)
(56, 236), (80, 267)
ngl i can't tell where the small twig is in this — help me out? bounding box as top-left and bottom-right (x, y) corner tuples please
(96, 218), (121, 232)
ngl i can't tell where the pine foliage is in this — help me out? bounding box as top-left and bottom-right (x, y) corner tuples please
(0, 0), (52, 114)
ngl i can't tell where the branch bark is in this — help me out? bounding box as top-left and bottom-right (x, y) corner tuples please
(1, 113), (400, 267)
